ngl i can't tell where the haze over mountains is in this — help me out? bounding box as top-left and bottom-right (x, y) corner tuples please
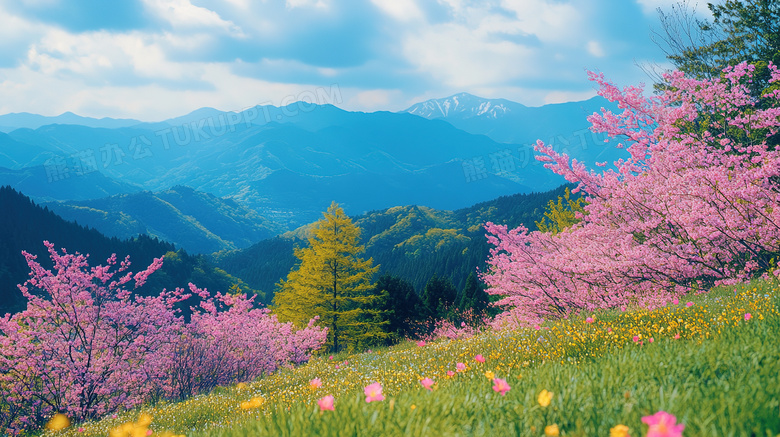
(0, 93), (623, 253)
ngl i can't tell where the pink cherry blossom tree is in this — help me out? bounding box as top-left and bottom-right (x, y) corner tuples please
(0, 242), (327, 435)
(484, 62), (780, 327)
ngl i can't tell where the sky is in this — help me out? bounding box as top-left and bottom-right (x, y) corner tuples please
(0, 0), (711, 121)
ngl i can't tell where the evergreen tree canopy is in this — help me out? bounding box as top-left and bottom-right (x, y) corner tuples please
(457, 272), (490, 316)
(374, 274), (422, 340)
(273, 202), (383, 352)
(421, 275), (458, 319)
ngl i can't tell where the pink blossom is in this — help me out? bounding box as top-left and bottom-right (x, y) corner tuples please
(310, 378), (322, 389)
(474, 354), (486, 363)
(318, 395), (335, 411)
(447, 371), (456, 377)
(649, 337), (654, 343)
(744, 313), (752, 321)
(632, 336), (640, 343)
(672, 298), (679, 305)
(642, 411), (685, 437)
(686, 302), (694, 307)
(492, 378), (511, 396)
(585, 317), (594, 323)
(673, 333), (681, 339)
(420, 378), (435, 391)
(417, 340), (426, 347)
(364, 382), (385, 403)
(456, 362), (466, 372)
(482, 62), (780, 326)
(0, 242), (328, 435)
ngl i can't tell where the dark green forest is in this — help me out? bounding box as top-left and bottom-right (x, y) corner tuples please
(0, 186), (260, 315)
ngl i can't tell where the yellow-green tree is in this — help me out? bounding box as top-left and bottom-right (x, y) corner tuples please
(535, 187), (587, 234)
(273, 202), (385, 352)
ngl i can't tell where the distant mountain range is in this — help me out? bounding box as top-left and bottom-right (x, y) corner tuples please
(404, 93), (620, 150)
(0, 112), (144, 132)
(0, 93), (624, 243)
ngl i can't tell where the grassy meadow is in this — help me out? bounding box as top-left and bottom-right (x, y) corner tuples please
(41, 280), (780, 437)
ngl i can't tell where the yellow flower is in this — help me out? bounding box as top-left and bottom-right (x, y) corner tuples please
(45, 413), (71, 431)
(538, 389), (553, 407)
(484, 371), (496, 379)
(610, 424), (630, 437)
(240, 396), (265, 410)
(137, 413), (153, 427)
(544, 424), (560, 436)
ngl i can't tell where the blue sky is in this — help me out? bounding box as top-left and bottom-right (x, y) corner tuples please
(0, 0), (708, 120)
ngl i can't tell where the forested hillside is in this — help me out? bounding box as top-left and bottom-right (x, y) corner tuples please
(0, 186), (260, 315)
(213, 185), (571, 302)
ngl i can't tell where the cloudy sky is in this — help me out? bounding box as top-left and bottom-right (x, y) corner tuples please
(0, 0), (707, 121)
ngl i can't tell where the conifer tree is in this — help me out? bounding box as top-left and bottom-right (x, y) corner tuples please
(421, 275), (458, 319)
(273, 202), (383, 352)
(457, 272), (489, 316)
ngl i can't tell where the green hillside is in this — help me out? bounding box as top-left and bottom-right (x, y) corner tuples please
(214, 185), (572, 302)
(43, 186), (282, 254)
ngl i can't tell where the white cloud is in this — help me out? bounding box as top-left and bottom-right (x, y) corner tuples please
(499, 0), (583, 45)
(346, 89), (402, 111)
(285, 0), (329, 9)
(403, 22), (537, 88)
(587, 40), (606, 58)
(143, 0), (244, 35)
(543, 89), (597, 105)
(371, 0), (424, 22)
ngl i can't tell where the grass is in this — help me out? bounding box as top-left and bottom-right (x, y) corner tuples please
(42, 280), (780, 437)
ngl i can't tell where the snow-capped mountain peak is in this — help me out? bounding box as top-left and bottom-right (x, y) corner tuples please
(403, 92), (523, 121)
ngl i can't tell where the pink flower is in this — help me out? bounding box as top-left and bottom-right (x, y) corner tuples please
(146, 430), (153, 436)
(607, 328), (613, 333)
(492, 378), (511, 396)
(649, 337), (654, 343)
(474, 354), (485, 363)
(335, 365), (339, 369)
(318, 395), (335, 411)
(417, 340), (426, 347)
(329, 355), (334, 360)
(585, 317), (594, 323)
(456, 362), (466, 372)
(344, 361), (349, 365)
(673, 333), (680, 339)
(642, 411), (684, 437)
(534, 325), (541, 330)
(364, 382), (385, 402)
(672, 298), (679, 305)
(632, 336), (640, 343)
(686, 302), (693, 307)
(78, 428), (85, 433)
(744, 313), (752, 321)
(446, 370), (456, 377)
(420, 378), (434, 391)
(461, 322), (466, 327)
(111, 414), (118, 419)
(310, 378), (322, 389)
